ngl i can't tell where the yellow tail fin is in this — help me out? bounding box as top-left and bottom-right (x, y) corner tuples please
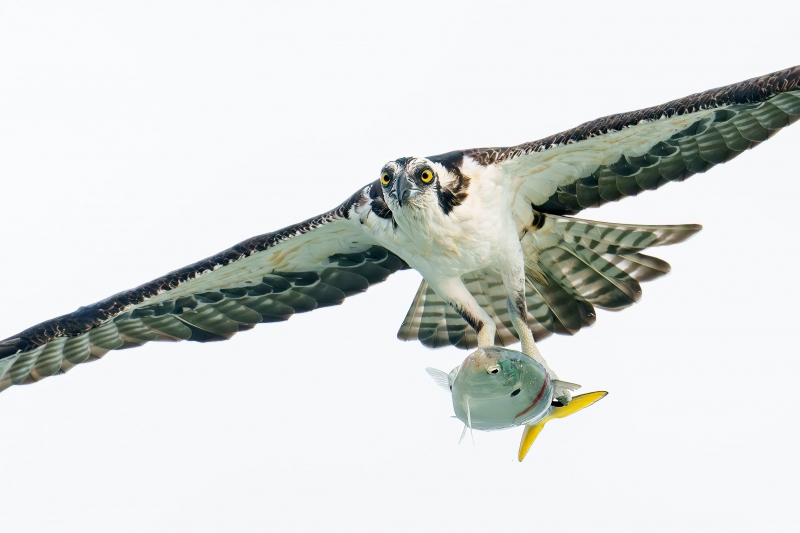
(518, 391), (607, 462)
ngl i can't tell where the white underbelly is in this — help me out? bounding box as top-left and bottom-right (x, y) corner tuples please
(389, 221), (520, 280)
(369, 164), (521, 280)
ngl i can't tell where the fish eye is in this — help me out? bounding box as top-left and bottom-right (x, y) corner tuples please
(510, 389), (521, 397)
(380, 171), (391, 186)
(487, 365), (499, 375)
(420, 169), (434, 183)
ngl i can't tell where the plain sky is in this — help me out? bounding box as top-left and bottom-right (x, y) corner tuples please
(1, 1), (798, 531)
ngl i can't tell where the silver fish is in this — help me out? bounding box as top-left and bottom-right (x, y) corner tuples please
(427, 346), (607, 461)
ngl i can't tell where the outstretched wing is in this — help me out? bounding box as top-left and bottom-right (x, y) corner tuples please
(0, 186), (406, 394)
(468, 65), (800, 216)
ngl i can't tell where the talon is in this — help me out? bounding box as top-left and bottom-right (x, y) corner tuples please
(553, 388), (572, 406)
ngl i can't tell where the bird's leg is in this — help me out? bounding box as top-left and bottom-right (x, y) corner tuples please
(502, 272), (574, 405)
(427, 277), (496, 348)
(430, 275), (573, 404)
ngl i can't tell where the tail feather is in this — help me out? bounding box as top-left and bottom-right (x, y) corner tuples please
(603, 252), (671, 282)
(553, 218), (701, 249)
(538, 244), (641, 310)
(527, 273), (591, 335)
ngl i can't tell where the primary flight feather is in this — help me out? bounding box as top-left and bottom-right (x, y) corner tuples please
(1, 65), (798, 398)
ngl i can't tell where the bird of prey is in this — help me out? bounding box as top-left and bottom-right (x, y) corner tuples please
(1, 66), (798, 402)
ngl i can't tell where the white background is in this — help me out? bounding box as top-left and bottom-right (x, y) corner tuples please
(1, 1), (798, 531)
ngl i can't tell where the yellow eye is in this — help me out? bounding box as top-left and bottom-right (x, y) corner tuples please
(420, 169), (433, 183)
(380, 172), (390, 185)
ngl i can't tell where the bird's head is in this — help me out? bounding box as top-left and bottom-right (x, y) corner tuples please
(379, 152), (469, 215)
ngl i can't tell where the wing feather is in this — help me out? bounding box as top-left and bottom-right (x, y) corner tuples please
(5, 66), (799, 384)
(0, 186), (408, 393)
(457, 66), (799, 216)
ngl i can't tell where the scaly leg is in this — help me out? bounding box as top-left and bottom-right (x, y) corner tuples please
(501, 270), (574, 405)
(426, 277), (496, 348)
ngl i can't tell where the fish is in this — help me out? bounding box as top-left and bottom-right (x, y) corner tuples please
(426, 346), (607, 461)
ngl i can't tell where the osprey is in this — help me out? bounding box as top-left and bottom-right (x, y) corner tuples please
(1, 66), (798, 402)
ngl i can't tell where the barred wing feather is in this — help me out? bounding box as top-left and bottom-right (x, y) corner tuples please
(0, 204), (408, 393)
(466, 66), (800, 216)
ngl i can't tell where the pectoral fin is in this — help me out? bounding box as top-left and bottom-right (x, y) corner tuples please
(518, 391), (608, 462)
(425, 367), (452, 391)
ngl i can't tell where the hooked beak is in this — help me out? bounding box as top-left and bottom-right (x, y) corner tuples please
(393, 173), (413, 206)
